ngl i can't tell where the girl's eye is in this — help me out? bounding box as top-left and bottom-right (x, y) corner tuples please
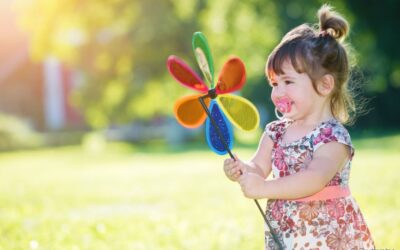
(285, 80), (293, 85)
(270, 82), (278, 87)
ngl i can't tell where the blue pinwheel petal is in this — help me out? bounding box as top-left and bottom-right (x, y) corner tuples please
(205, 100), (233, 155)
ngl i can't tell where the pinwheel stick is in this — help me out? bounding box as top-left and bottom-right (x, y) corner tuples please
(198, 94), (283, 250)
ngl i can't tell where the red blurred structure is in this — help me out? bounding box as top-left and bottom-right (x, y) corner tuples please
(0, 2), (83, 131)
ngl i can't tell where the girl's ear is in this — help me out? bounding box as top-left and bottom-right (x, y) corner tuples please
(317, 74), (335, 96)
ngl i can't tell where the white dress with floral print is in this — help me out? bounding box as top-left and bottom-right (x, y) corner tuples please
(264, 118), (374, 250)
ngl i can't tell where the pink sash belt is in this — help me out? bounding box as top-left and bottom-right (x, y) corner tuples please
(293, 186), (351, 202)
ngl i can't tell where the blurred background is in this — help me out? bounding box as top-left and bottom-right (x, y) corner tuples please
(0, 0), (399, 249)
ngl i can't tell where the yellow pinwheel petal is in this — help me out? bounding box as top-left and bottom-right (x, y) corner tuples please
(217, 95), (260, 131)
(174, 94), (210, 128)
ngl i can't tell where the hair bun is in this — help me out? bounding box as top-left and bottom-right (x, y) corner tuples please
(318, 4), (349, 41)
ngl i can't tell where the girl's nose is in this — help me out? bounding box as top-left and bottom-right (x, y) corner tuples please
(272, 84), (285, 97)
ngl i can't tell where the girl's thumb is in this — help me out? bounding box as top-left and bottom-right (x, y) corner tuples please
(233, 154), (245, 175)
(238, 164), (246, 175)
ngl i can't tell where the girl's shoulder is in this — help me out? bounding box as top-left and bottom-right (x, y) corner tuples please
(264, 118), (292, 141)
(311, 119), (354, 156)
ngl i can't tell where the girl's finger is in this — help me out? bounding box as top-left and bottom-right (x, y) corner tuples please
(232, 161), (241, 168)
(225, 158), (234, 164)
(238, 173), (245, 183)
(224, 161), (233, 170)
(234, 166), (242, 174)
(237, 164), (246, 174)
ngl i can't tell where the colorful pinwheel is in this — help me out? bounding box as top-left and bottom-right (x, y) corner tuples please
(167, 32), (260, 155)
(166, 32), (282, 249)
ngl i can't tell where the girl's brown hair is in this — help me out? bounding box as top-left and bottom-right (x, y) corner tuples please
(266, 4), (356, 124)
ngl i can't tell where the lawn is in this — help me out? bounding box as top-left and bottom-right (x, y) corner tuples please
(0, 134), (399, 250)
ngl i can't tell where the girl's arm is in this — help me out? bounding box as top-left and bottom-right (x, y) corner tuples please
(223, 132), (273, 181)
(246, 132), (274, 179)
(239, 141), (350, 200)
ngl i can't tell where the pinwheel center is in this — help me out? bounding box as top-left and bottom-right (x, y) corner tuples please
(208, 89), (217, 99)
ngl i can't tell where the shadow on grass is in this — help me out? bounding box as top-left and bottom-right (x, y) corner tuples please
(121, 139), (259, 155)
(1, 129), (398, 156)
(127, 128), (400, 154)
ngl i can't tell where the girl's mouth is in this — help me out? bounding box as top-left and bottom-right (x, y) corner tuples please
(274, 97), (292, 113)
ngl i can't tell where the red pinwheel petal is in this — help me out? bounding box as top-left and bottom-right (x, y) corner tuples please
(215, 57), (246, 94)
(167, 56), (208, 92)
(174, 94), (210, 128)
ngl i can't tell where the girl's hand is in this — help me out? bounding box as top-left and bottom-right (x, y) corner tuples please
(238, 172), (267, 199)
(223, 155), (247, 182)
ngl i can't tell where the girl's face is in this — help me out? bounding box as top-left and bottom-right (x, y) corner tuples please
(267, 60), (321, 121)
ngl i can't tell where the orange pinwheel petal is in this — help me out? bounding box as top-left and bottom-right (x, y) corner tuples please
(215, 57), (246, 94)
(174, 94), (210, 128)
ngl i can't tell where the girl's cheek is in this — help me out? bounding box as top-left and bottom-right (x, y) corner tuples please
(270, 93), (275, 103)
(270, 89), (279, 103)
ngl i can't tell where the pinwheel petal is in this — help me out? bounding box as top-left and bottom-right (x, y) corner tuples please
(217, 95), (260, 131)
(174, 94), (210, 128)
(167, 55), (208, 92)
(206, 100), (233, 155)
(192, 32), (215, 88)
(215, 57), (246, 94)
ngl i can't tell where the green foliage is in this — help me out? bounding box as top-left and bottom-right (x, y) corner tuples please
(345, 0), (400, 127)
(0, 113), (42, 151)
(13, 0), (400, 129)
(15, 0), (194, 129)
(198, 0), (280, 78)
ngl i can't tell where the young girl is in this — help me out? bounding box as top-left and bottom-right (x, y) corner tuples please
(223, 5), (374, 250)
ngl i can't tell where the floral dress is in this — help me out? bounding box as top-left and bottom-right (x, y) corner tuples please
(264, 118), (375, 250)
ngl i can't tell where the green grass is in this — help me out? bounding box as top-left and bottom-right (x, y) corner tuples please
(0, 134), (399, 250)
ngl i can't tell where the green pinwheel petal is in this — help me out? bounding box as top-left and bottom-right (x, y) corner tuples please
(192, 32), (215, 88)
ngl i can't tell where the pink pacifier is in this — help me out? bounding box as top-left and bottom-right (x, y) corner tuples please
(273, 97), (292, 119)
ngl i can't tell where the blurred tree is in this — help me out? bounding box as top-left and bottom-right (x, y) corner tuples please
(201, 0), (400, 129)
(15, 0), (400, 129)
(191, 0), (358, 123)
(346, 0), (400, 128)
(193, 0), (281, 121)
(14, 0), (199, 128)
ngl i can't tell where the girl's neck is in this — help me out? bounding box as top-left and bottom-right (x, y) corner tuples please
(293, 115), (334, 127)
(293, 100), (334, 127)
